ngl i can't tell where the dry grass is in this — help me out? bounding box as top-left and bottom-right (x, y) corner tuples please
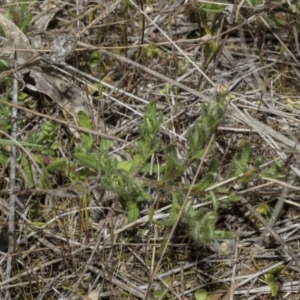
(0, 0), (300, 299)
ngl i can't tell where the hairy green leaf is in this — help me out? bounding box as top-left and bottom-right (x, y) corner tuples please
(74, 152), (99, 170)
(21, 157), (34, 187)
(153, 190), (182, 226)
(161, 144), (186, 182)
(126, 200), (139, 223)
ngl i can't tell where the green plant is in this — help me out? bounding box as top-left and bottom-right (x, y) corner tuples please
(152, 82), (235, 243)
(0, 76), (286, 246)
(5, 0), (32, 32)
(266, 265), (285, 297)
